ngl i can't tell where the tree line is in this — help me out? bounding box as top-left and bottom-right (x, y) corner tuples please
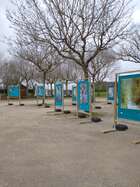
(0, 0), (139, 93)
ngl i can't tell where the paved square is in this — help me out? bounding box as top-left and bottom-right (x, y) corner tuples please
(0, 99), (140, 187)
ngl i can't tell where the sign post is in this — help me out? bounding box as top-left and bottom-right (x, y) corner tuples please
(7, 85), (20, 105)
(113, 75), (118, 127)
(77, 80), (91, 115)
(35, 85), (46, 105)
(54, 81), (64, 111)
(107, 82), (114, 104)
(72, 85), (77, 105)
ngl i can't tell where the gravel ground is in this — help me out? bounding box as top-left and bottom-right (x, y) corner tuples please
(0, 98), (140, 187)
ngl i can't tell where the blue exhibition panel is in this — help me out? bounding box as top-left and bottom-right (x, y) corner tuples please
(55, 81), (63, 108)
(107, 82), (114, 103)
(8, 85), (20, 97)
(117, 73), (140, 122)
(72, 85), (77, 104)
(36, 85), (45, 97)
(77, 80), (91, 112)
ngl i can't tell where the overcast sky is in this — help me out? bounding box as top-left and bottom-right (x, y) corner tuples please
(0, 0), (140, 76)
(0, 0), (12, 56)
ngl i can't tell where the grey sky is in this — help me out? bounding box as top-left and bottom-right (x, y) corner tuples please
(132, 0), (140, 23)
(0, 0), (140, 76)
(0, 0), (13, 56)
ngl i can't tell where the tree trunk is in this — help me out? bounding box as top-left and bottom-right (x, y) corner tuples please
(91, 82), (95, 103)
(50, 82), (53, 96)
(92, 75), (95, 103)
(26, 81), (29, 97)
(42, 71), (46, 105)
(66, 80), (68, 97)
(83, 67), (89, 79)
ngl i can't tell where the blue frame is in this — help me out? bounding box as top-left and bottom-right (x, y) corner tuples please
(8, 85), (20, 97)
(36, 85), (45, 97)
(72, 85), (77, 104)
(77, 80), (91, 112)
(55, 81), (63, 108)
(117, 73), (140, 122)
(107, 82), (114, 103)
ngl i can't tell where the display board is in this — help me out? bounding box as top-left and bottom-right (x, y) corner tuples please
(36, 85), (45, 97)
(107, 82), (114, 103)
(117, 72), (140, 122)
(77, 80), (91, 113)
(54, 81), (64, 110)
(8, 85), (20, 97)
(72, 85), (77, 105)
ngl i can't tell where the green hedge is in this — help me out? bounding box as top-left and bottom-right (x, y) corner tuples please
(95, 91), (106, 97)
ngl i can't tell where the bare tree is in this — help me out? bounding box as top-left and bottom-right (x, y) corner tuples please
(0, 57), (37, 96)
(13, 39), (61, 104)
(88, 50), (116, 83)
(61, 62), (83, 81)
(0, 60), (21, 90)
(119, 27), (140, 63)
(53, 61), (83, 96)
(6, 0), (132, 79)
(44, 61), (83, 96)
(87, 49), (116, 101)
(15, 59), (37, 96)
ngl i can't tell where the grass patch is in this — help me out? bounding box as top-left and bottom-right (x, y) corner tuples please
(91, 112), (104, 117)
